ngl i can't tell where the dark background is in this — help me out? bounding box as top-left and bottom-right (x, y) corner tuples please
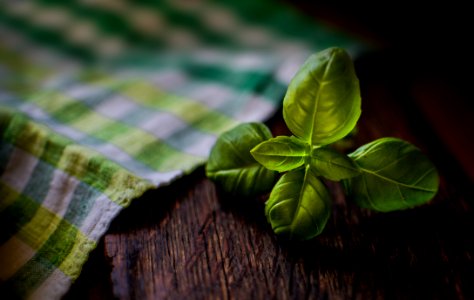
(292, 2), (473, 88)
(292, 1), (474, 181)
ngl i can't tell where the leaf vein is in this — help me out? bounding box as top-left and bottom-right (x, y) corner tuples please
(361, 167), (436, 192)
(362, 173), (379, 210)
(397, 185), (409, 206)
(412, 167), (436, 185)
(372, 152), (412, 173)
(314, 155), (358, 172)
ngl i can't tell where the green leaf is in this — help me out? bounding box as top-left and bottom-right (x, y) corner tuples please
(283, 47), (361, 146)
(251, 136), (310, 172)
(206, 123), (277, 196)
(311, 147), (359, 181)
(265, 166), (331, 240)
(344, 138), (439, 212)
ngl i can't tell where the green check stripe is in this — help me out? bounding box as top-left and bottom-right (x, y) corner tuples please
(0, 43), (250, 171)
(36, 0), (164, 48)
(0, 143), (100, 229)
(0, 142), (13, 179)
(0, 180), (18, 213)
(216, 0), (362, 51)
(1, 90), (207, 178)
(37, 0), (232, 49)
(1, 44), (227, 177)
(2, 253), (56, 299)
(0, 46), (49, 80)
(121, 0), (242, 47)
(105, 57), (288, 98)
(16, 0), (274, 53)
(60, 83), (235, 135)
(0, 45), (51, 95)
(84, 78), (240, 134)
(0, 0), (237, 62)
(0, 8), (95, 62)
(0, 183), (41, 245)
(21, 158), (56, 208)
(2, 193), (96, 295)
(0, 123), (147, 290)
(0, 0), (362, 65)
(0, 157), (56, 245)
(62, 181), (102, 227)
(24, 90), (208, 171)
(1, 112), (152, 206)
(1, 32), (284, 120)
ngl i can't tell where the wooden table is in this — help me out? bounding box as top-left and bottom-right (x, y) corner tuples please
(63, 6), (474, 300)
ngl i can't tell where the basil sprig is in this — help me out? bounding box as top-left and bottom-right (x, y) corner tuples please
(206, 47), (439, 240)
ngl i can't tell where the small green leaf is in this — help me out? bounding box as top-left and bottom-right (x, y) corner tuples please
(251, 136), (310, 172)
(265, 166), (331, 240)
(311, 147), (359, 181)
(283, 47), (361, 146)
(206, 123), (277, 196)
(344, 138), (439, 212)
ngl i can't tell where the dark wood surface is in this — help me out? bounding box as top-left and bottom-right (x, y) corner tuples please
(63, 6), (474, 300)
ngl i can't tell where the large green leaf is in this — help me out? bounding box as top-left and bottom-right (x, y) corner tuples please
(206, 123), (277, 196)
(283, 47), (361, 146)
(251, 136), (310, 172)
(311, 147), (359, 181)
(344, 138), (439, 212)
(265, 166), (331, 240)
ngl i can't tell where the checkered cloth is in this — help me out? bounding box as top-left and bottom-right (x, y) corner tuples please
(0, 0), (364, 298)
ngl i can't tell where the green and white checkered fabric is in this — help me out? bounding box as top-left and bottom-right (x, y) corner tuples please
(0, 0), (364, 298)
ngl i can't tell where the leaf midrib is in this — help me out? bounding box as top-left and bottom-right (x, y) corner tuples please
(308, 55), (333, 145)
(288, 166), (321, 238)
(359, 167), (437, 193)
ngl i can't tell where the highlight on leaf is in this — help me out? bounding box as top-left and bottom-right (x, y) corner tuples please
(283, 47), (361, 146)
(251, 136), (310, 172)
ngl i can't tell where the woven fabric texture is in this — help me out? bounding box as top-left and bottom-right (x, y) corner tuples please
(0, 0), (363, 298)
